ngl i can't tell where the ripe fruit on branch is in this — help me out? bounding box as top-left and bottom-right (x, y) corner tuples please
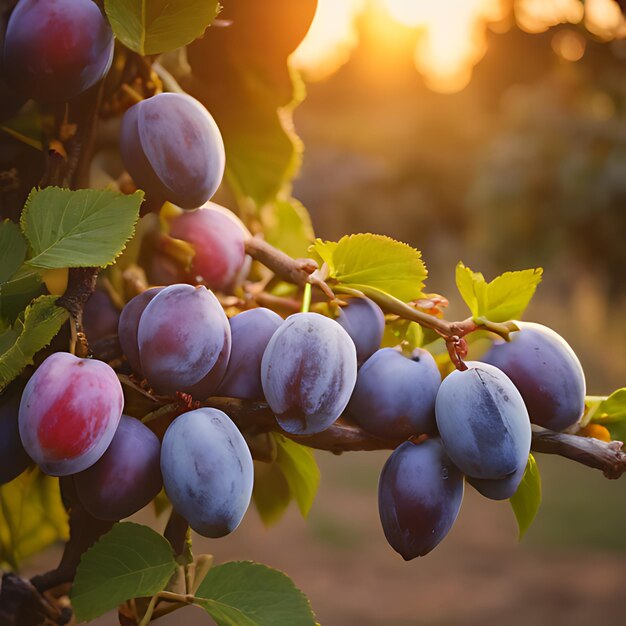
(18, 353), (123, 476)
(378, 438), (464, 560)
(435, 362), (531, 480)
(137, 284), (231, 397)
(118, 287), (163, 377)
(160, 408), (254, 538)
(166, 202), (249, 291)
(73, 415), (162, 521)
(0, 384), (32, 485)
(481, 322), (586, 431)
(261, 312), (358, 435)
(335, 296), (385, 366)
(120, 93), (225, 209)
(3, 0), (114, 102)
(467, 463), (526, 501)
(83, 289), (120, 345)
(217, 307), (283, 400)
(348, 347), (441, 439)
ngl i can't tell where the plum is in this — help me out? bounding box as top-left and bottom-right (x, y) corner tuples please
(217, 308), (283, 400)
(467, 462), (526, 501)
(168, 202), (248, 291)
(117, 287), (162, 377)
(335, 296), (385, 366)
(481, 321), (586, 431)
(19, 352), (123, 476)
(137, 284), (231, 398)
(83, 289), (120, 345)
(435, 362), (531, 480)
(261, 312), (358, 435)
(3, 0), (114, 102)
(378, 438), (464, 560)
(160, 408), (253, 537)
(73, 415), (162, 520)
(348, 347), (440, 439)
(120, 93), (225, 209)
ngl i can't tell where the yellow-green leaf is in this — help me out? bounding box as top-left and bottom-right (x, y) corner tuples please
(104, 0), (220, 56)
(0, 469), (68, 570)
(509, 454), (541, 540)
(252, 461), (292, 527)
(312, 234), (427, 302)
(456, 262), (542, 322)
(593, 389), (626, 423)
(587, 389), (626, 441)
(274, 435), (319, 519)
(252, 436), (320, 527)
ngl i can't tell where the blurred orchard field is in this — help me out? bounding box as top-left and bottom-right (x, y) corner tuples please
(21, 0), (626, 624)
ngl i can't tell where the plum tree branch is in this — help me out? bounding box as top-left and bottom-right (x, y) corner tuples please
(202, 397), (626, 477)
(242, 237), (517, 344)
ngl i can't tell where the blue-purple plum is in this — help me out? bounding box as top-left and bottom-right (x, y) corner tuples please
(168, 202), (249, 291)
(435, 362), (531, 480)
(348, 348), (440, 439)
(73, 415), (162, 520)
(261, 312), (357, 435)
(83, 290), (120, 344)
(160, 408), (253, 537)
(467, 461), (526, 501)
(378, 438), (464, 560)
(137, 284), (231, 398)
(120, 93), (225, 209)
(3, 0), (114, 102)
(335, 296), (385, 366)
(118, 287), (163, 377)
(481, 322), (586, 431)
(19, 353), (123, 476)
(217, 308), (283, 400)
(0, 385), (32, 484)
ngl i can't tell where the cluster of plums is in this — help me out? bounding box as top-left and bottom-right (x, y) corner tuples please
(0, 278), (587, 557)
(2, 0), (225, 214)
(0, 0), (588, 560)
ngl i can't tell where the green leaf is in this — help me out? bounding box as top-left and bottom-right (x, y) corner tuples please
(195, 561), (316, 626)
(261, 198), (314, 259)
(274, 435), (319, 518)
(0, 270), (44, 324)
(20, 187), (143, 269)
(587, 389), (626, 441)
(0, 469), (68, 570)
(187, 2), (317, 208)
(252, 461), (292, 527)
(509, 454), (542, 540)
(0, 221), (27, 284)
(456, 262), (542, 323)
(382, 319), (424, 351)
(0, 295), (68, 392)
(252, 436), (320, 527)
(593, 389), (626, 422)
(311, 234), (427, 302)
(104, 0), (220, 56)
(71, 522), (177, 622)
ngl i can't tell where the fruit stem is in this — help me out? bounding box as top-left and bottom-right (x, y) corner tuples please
(301, 283), (312, 313)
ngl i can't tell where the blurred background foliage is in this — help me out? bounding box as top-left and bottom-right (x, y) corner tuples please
(287, 0), (626, 395)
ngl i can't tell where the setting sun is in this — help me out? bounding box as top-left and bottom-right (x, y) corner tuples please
(291, 0), (625, 92)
